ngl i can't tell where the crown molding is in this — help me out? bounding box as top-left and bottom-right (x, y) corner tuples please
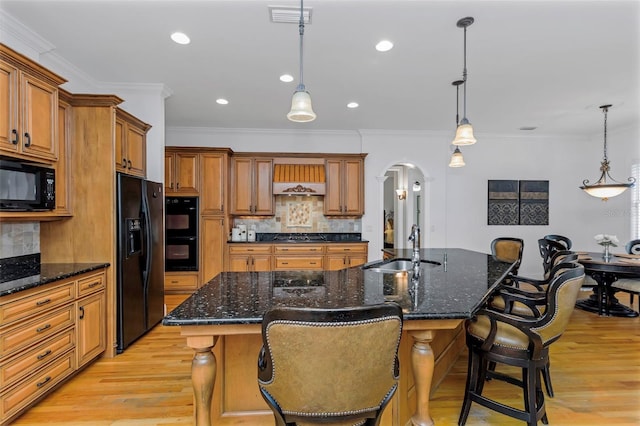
(0, 10), (54, 59)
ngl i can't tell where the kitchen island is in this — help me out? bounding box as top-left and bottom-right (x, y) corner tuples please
(163, 248), (514, 426)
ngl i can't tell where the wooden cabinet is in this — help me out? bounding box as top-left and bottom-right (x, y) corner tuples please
(0, 44), (66, 163)
(0, 268), (107, 425)
(230, 157), (273, 215)
(53, 90), (72, 216)
(324, 157), (365, 216)
(325, 243), (369, 271)
(165, 150), (199, 194)
(164, 272), (198, 293)
(115, 108), (150, 177)
(201, 216), (226, 283)
(227, 244), (272, 272)
(200, 152), (228, 215)
(273, 245), (325, 271)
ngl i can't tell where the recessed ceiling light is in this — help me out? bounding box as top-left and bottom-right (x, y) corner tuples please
(216, 98), (229, 105)
(375, 40), (394, 52)
(280, 74), (294, 83)
(170, 32), (190, 45)
(347, 102), (359, 109)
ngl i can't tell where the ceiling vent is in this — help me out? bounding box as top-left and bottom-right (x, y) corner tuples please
(269, 6), (312, 24)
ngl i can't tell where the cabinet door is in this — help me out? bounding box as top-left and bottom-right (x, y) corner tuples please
(230, 158), (253, 214)
(76, 291), (106, 368)
(54, 98), (71, 215)
(201, 154), (226, 215)
(125, 124), (146, 177)
(20, 73), (58, 161)
(201, 216), (225, 283)
(164, 153), (175, 191)
(115, 118), (126, 172)
(342, 159), (364, 215)
(326, 255), (348, 271)
(348, 255), (368, 268)
(228, 255), (251, 272)
(176, 153), (199, 193)
(252, 255), (272, 272)
(324, 159), (343, 215)
(0, 61), (18, 154)
(253, 159), (274, 215)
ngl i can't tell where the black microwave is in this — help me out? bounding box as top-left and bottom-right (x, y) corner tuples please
(0, 158), (55, 211)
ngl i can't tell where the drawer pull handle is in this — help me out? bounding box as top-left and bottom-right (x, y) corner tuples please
(310, 262), (317, 265)
(281, 262), (289, 265)
(37, 350), (52, 360)
(37, 376), (52, 388)
(79, 306), (85, 320)
(344, 248), (351, 251)
(37, 324), (51, 333)
(88, 281), (101, 288)
(36, 298), (52, 306)
(171, 280), (179, 284)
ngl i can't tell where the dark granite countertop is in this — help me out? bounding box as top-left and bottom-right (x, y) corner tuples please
(163, 248), (514, 326)
(0, 262), (110, 297)
(228, 232), (366, 243)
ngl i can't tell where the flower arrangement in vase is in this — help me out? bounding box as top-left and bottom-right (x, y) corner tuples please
(594, 234), (619, 261)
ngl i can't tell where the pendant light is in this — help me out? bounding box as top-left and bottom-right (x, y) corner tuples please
(287, 0), (316, 122)
(452, 17), (476, 146)
(580, 104), (635, 201)
(449, 80), (466, 167)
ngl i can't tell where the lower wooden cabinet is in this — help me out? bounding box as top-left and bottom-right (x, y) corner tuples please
(227, 244), (272, 272)
(273, 245), (324, 271)
(325, 243), (369, 271)
(0, 268), (107, 425)
(164, 273), (198, 293)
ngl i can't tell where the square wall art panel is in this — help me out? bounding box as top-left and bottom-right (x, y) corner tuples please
(488, 180), (548, 225)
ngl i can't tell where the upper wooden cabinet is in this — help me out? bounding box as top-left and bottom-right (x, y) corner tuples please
(0, 44), (66, 163)
(230, 156), (273, 216)
(115, 108), (150, 177)
(324, 156), (365, 216)
(165, 150), (199, 194)
(200, 151), (229, 215)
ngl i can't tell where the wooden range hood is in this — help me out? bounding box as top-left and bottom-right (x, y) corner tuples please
(272, 158), (326, 195)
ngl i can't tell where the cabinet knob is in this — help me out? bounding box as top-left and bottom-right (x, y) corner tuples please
(24, 132), (31, 147)
(176, 182), (180, 189)
(122, 158), (127, 167)
(11, 129), (18, 145)
(127, 160), (132, 169)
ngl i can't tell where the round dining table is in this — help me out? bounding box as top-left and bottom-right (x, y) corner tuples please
(576, 252), (640, 317)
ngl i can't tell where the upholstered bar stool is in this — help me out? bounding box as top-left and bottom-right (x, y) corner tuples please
(611, 239), (640, 309)
(258, 303), (403, 426)
(458, 265), (585, 426)
(491, 237), (524, 275)
(543, 234), (572, 250)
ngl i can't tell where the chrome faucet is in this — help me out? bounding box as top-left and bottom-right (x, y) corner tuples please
(408, 224), (421, 277)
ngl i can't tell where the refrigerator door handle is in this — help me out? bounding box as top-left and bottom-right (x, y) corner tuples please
(141, 195), (153, 290)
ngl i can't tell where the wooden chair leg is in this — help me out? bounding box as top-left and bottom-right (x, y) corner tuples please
(542, 361), (554, 397)
(458, 349), (480, 426)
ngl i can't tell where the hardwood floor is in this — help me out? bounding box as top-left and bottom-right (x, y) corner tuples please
(10, 291), (640, 425)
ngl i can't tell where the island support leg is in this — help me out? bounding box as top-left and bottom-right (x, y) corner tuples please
(188, 336), (218, 426)
(409, 330), (436, 426)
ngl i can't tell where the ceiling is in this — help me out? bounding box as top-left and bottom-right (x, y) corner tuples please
(2, 0), (639, 136)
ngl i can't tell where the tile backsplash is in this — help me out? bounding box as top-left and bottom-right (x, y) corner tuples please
(0, 222), (40, 259)
(235, 196), (361, 233)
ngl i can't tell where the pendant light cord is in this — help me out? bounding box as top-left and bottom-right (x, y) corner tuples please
(455, 83), (460, 125)
(462, 25), (468, 120)
(602, 106), (608, 161)
(297, 0), (305, 90)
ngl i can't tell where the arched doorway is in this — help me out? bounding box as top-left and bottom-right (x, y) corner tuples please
(382, 163), (425, 250)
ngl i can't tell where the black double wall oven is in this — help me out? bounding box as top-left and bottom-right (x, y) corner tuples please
(165, 196), (199, 271)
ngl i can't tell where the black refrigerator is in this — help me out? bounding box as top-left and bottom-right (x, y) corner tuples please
(116, 173), (164, 353)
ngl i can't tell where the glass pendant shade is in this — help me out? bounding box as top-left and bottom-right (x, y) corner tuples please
(452, 118), (476, 146)
(287, 88), (316, 122)
(449, 147), (466, 167)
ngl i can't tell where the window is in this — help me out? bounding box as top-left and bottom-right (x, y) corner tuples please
(631, 163), (640, 239)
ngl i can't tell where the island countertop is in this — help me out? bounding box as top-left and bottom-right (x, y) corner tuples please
(163, 248), (514, 326)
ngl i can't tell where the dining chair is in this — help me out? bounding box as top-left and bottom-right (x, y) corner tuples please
(491, 237), (524, 275)
(543, 234), (572, 250)
(611, 239), (640, 309)
(257, 303), (403, 426)
(538, 238), (570, 277)
(458, 264), (585, 426)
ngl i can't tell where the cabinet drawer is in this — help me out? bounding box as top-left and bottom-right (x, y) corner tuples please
(325, 244), (367, 254)
(273, 245), (324, 255)
(228, 245), (272, 255)
(0, 328), (74, 389)
(164, 274), (198, 292)
(0, 305), (74, 358)
(77, 272), (105, 297)
(0, 282), (74, 325)
(274, 256), (324, 270)
(0, 350), (75, 420)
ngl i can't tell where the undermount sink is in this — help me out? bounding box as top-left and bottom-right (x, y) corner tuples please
(363, 259), (441, 273)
